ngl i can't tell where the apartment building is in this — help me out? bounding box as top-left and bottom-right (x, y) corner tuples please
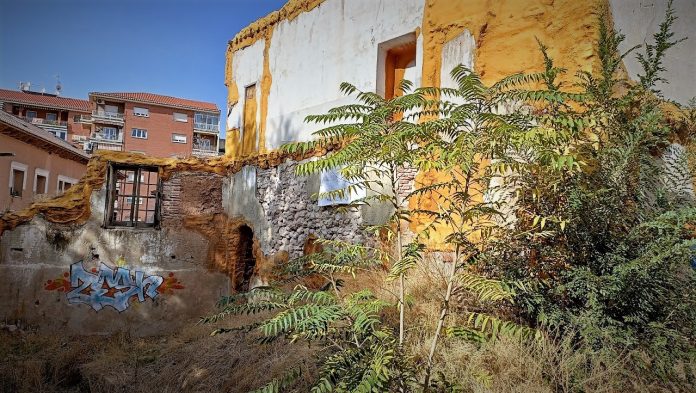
(0, 111), (89, 212)
(88, 92), (221, 158)
(0, 88), (91, 144)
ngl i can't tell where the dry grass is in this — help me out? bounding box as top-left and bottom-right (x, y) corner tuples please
(82, 323), (318, 393)
(0, 312), (319, 393)
(400, 259), (696, 393)
(1, 262), (693, 392)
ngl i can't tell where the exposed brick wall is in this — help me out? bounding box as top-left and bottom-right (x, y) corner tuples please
(160, 176), (182, 224)
(397, 165), (417, 203)
(161, 172), (223, 225)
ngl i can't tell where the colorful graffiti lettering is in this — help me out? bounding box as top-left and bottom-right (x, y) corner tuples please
(44, 261), (184, 312)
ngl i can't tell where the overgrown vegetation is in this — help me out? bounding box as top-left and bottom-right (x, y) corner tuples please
(206, 3), (695, 391)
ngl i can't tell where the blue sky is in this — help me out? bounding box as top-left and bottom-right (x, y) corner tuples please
(0, 0), (287, 137)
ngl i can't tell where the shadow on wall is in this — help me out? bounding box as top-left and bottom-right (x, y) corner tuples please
(266, 95), (362, 151)
(235, 225), (256, 292)
(267, 102), (318, 150)
(183, 214), (273, 293)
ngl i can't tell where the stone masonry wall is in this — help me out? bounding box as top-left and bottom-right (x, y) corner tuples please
(255, 160), (365, 259)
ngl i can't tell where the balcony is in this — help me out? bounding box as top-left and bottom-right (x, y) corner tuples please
(193, 122), (219, 134)
(15, 115), (68, 135)
(91, 131), (123, 144)
(192, 147), (220, 158)
(73, 115), (93, 124)
(92, 111), (125, 125)
(88, 130), (123, 152)
(26, 117), (68, 127)
(192, 137), (218, 157)
(91, 141), (124, 152)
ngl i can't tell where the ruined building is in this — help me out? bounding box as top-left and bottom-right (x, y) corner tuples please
(0, 0), (694, 335)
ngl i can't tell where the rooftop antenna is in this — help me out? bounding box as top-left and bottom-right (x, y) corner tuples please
(18, 81), (31, 91)
(55, 74), (62, 96)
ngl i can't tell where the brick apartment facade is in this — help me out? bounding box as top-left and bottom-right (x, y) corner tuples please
(89, 92), (220, 158)
(0, 88), (221, 159)
(0, 88), (91, 145)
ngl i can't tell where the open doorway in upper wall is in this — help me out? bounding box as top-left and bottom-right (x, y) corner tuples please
(234, 224), (256, 292)
(377, 33), (418, 100)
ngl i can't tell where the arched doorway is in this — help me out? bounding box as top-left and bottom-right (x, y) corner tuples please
(235, 225), (256, 292)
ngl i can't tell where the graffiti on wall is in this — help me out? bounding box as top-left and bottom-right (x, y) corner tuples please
(45, 261), (184, 312)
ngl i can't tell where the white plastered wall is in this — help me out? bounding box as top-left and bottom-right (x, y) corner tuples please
(610, 0), (696, 104)
(227, 39), (265, 145)
(439, 30), (476, 106)
(262, 0), (426, 149)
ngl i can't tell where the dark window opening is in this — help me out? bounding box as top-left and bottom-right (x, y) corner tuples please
(105, 164), (161, 228)
(58, 180), (73, 193)
(36, 175), (47, 194)
(234, 225), (256, 292)
(11, 169), (24, 197)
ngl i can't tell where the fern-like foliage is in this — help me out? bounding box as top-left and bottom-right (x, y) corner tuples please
(447, 312), (542, 343)
(250, 368), (303, 393)
(202, 237), (414, 392)
(479, 5), (696, 385)
(636, 0), (686, 95)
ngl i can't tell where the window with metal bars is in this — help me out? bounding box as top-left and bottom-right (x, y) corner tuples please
(105, 164), (161, 228)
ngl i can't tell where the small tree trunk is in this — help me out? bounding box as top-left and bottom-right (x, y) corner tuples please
(423, 245), (460, 391)
(392, 164), (406, 346)
(396, 207), (406, 344)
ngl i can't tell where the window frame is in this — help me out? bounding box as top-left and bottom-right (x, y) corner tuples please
(173, 112), (188, 122)
(45, 112), (58, 121)
(104, 163), (162, 229)
(131, 128), (148, 139)
(56, 175), (77, 193)
(133, 107), (150, 117)
(101, 126), (119, 141)
(51, 130), (67, 140)
(171, 133), (187, 144)
(9, 161), (28, 197)
(34, 168), (50, 194)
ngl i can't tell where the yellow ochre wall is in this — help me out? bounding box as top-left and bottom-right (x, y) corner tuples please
(415, 0), (601, 247)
